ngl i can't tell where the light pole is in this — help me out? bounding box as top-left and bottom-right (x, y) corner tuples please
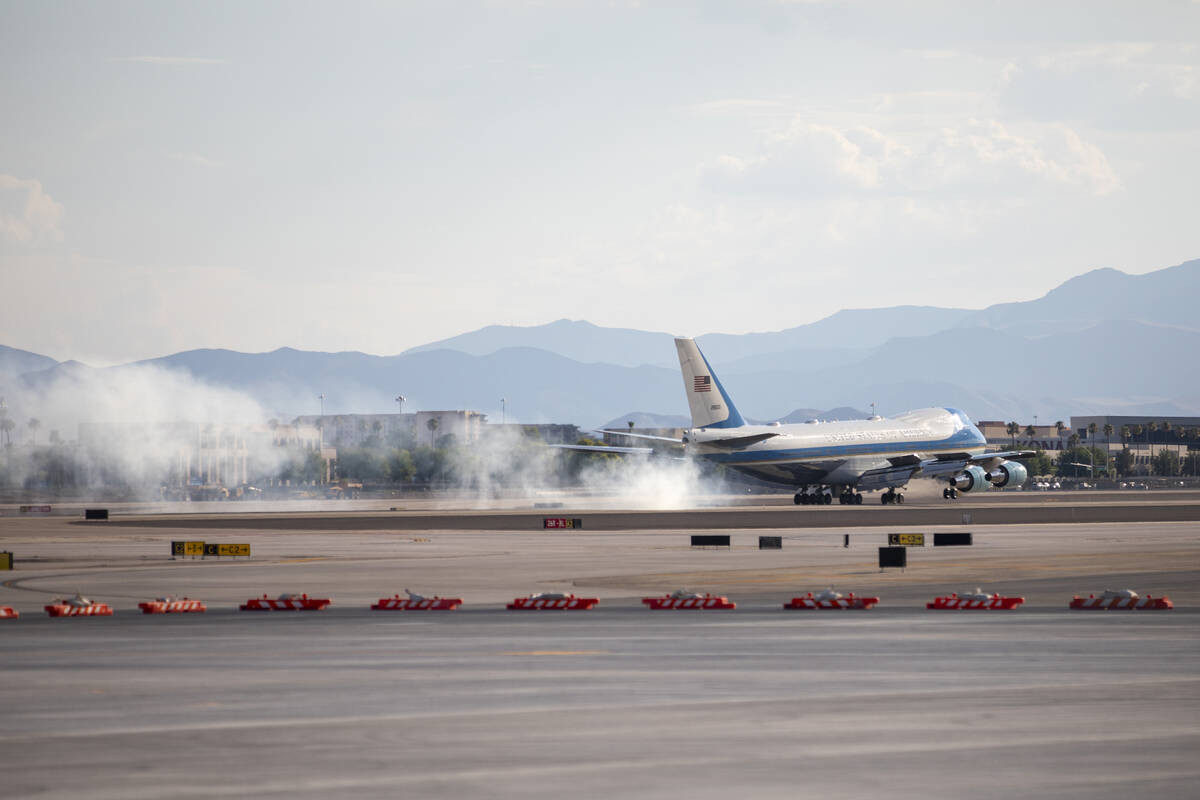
(317, 394), (325, 449)
(501, 397), (506, 426)
(395, 395), (405, 415)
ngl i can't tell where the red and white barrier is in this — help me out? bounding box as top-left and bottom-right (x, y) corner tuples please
(507, 593), (598, 610)
(138, 598), (207, 614)
(784, 591), (879, 610)
(45, 599), (113, 617)
(926, 591), (1023, 610)
(372, 594), (462, 611)
(1069, 592), (1173, 610)
(642, 593), (735, 610)
(0, 606), (18, 619)
(240, 593), (331, 611)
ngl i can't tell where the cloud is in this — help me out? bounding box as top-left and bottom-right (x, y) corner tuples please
(107, 56), (226, 65)
(0, 175), (64, 244)
(999, 42), (1199, 129)
(701, 118), (1119, 198)
(167, 152), (225, 168)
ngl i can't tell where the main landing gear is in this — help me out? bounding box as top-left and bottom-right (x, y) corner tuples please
(881, 489), (905, 505)
(793, 488), (864, 505)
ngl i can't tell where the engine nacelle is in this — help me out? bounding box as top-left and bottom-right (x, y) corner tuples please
(949, 464), (989, 492)
(987, 460), (1028, 488)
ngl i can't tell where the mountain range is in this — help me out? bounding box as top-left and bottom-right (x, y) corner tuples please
(2, 258), (1198, 429)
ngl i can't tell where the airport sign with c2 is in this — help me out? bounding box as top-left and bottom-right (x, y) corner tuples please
(888, 533), (925, 547)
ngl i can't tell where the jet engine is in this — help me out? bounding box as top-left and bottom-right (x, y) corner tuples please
(986, 460), (1028, 488)
(948, 464), (989, 492)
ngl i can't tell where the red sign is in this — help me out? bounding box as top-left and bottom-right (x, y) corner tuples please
(543, 518), (582, 529)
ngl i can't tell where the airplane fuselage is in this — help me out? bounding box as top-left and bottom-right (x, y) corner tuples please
(688, 407), (988, 489)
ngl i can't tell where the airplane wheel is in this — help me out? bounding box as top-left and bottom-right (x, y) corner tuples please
(943, 488), (950, 499)
(950, 488), (958, 499)
(881, 494), (889, 505)
(897, 493), (904, 504)
(854, 493), (863, 505)
(794, 494), (803, 505)
(823, 493), (832, 505)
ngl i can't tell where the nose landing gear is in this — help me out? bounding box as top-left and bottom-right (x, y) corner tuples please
(942, 487), (959, 500)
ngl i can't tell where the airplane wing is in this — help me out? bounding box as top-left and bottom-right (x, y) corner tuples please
(547, 443), (656, 455)
(590, 429), (685, 444)
(864, 450), (1038, 487)
(702, 432), (781, 449)
(917, 450), (1038, 477)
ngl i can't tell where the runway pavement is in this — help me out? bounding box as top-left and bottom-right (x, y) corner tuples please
(2, 508), (1198, 798)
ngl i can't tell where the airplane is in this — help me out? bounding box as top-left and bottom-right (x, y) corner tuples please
(563, 337), (1033, 505)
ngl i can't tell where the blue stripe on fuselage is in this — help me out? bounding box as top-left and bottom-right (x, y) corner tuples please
(697, 423), (985, 464)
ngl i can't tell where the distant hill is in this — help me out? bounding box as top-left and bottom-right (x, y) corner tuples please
(403, 320), (679, 368)
(3, 257), (1198, 426)
(0, 345), (57, 378)
(953, 258), (1200, 336)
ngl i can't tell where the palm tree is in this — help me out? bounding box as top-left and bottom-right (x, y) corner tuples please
(1086, 423), (1097, 475)
(1161, 420), (1172, 442)
(27, 417), (40, 445)
(1120, 425), (1131, 447)
(1006, 421), (1020, 447)
(1024, 424), (1036, 440)
(0, 417), (14, 448)
(1103, 423), (1114, 475)
(1055, 420), (1065, 439)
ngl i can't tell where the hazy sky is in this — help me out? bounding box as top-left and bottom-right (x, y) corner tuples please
(2, 1), (1198, 364)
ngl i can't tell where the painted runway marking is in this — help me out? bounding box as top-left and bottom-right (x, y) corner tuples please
(500, 650), (610, 656)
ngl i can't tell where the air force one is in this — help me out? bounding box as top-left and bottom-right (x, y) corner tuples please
(572, 338), (1033, 506)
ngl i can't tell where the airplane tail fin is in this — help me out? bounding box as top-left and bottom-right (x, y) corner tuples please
(674, 338), (746, 429)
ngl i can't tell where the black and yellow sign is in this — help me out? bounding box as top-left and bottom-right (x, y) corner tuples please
(203, 543), (220, 557)
(217, 543), (251, 557)
(888, 533), (925, 547)
(543, 518), (583, 529)
(0, 551), (12, 570)
(182, 541), (206, 557)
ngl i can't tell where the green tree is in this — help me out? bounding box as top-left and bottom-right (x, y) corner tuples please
(1115, 448), (1135, 477)
(1182, 451), (1200, 477)
(27, 417), (40, 445)
(1023, 424), (1036, 440)
(386, 449), (416, 482)
(1006, 421), (1019, 447)
(1054, 420), (1065, 439)
(0, 417), (14, 447)
(1057, 445), (1107, 478)
(1153, 449), (1180, 477)
(1029, 450), (1054, 477)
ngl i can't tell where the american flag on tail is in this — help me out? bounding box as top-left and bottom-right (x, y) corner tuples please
(693, 376), (712, 393)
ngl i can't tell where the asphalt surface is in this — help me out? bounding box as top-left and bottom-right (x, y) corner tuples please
(3, 608), (1197, 799)
(2, 507), (1198, 799)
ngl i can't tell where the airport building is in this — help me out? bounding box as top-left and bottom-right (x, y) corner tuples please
(76, 420), (334, 488)
(291, 410), (489, 449)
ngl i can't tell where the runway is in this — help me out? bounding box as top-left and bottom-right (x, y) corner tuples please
(2, 504), (1198, 798)
(47, 489), (1200, 531)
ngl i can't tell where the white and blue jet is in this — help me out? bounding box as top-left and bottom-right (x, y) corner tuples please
(578, 338), (1033, 506)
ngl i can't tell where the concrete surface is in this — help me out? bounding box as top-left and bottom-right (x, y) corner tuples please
(1, 510), (1197, 799)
